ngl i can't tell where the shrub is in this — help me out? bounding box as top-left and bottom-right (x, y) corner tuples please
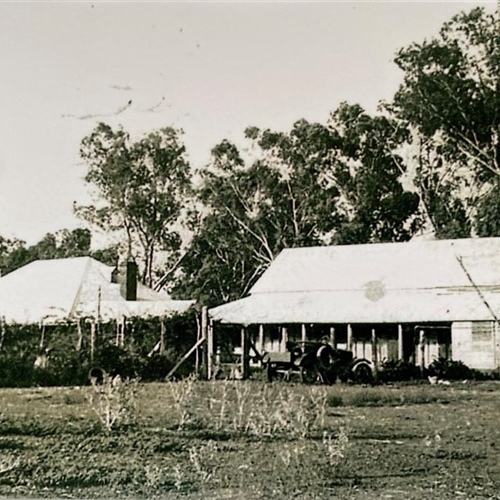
(426, 358), (477, 380)
(93, 345), (139, 379)
(0, 312), (198, 387)
(378, 359), (422, 382)
(0, 354), (36, 387)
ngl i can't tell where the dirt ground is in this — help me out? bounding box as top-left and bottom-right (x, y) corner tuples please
(0, 380), (499, 499)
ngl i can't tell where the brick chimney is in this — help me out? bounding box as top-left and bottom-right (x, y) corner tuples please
(112, 259), (138, 301)
(121, 261), (138, 301)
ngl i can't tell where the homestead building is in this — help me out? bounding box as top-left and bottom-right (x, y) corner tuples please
(0, 256), (194, 357)
(209, 237), (500, 378)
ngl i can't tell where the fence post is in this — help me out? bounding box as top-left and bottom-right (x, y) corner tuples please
(201, 306), (209, 379)
(90, 321), (96, 363)
(241, 326), (250, 380)
(0, 317), (5, 351)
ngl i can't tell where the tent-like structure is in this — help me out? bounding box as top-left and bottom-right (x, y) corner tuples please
(209, 237), (500, 372)
(0, 256), (194, 324)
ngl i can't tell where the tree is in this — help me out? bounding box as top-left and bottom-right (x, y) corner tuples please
(174, 106), (420, 305)
(174, 125), (345, 305)
(0, 228), (93, 276)
(326, 103), (420, 244)
(58, 228), (92, 258)
(78, 123), (191, 286)
(0, 236), (29, 276)
(391, 6), (499, 237)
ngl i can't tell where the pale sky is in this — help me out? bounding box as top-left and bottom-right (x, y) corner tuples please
(0, 1), (495, 245)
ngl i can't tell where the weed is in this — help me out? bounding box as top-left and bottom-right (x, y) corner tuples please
(267, 428), (350, 495)
(172, 464), (184, 492)
(232, 380), (252, 431)
(188, 440), (220, 489)
(144, 463), (164, 489)
(86, 374), (138, 432)
(323, 427), (349, 467)
(0, 456), (19, 476)
(166, 373), (197, 430)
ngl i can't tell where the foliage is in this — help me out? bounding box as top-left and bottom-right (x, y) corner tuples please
(426, 357), (480, 380)
(0, 312), (198, 387)
(78, 123), (191, 286)
(391, 6), (499, 238)
(394, 7), (499, 176)
(327, 104), (420, 244)
(0, 228), (92, 276)
(175, 106), (420, 304)
(174, 128), (343, 304)
(378, 359), (423, 383)
(476, 179), (500, 237)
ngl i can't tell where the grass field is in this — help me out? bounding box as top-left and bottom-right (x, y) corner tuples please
(0, 379), (500, 499)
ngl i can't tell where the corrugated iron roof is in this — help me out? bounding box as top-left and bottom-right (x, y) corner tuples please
(210, 237), (500, 325)
(0, 256), (194, 324)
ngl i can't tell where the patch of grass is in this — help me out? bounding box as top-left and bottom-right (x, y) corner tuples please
(327, 394), (344, 407)
(0, 419), (60, 437)
(0, 381), (500, 499)
(0, 439), (24, 451)
(327, 386), (450, 408)
(62, 391), (86, 405)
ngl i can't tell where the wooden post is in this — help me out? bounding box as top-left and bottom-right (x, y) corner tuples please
(494, 321), (498, 369)
(398, 324), (404, 361)
(347, 324), (353, 352)
(90, 321), (96, 363)
(301, 324), (307, 343)
(121, 316), (126, 347)
(97, 287), (102, 323)
(115, 318), (120, 346)
(76, 319), (83, 351)
(258, 324), (264, 353)
(0, 317), (5, 352)
(281, 327), (288, 352)
(195, 313), (201, 374)
(330, 326), (336, 348)
(160, 317), (166, 354)
(371, 328), (378, 368)
(39, 324), (46, 351)
(419, 329), (426, 368)
(201, 306), (209, 379)
(241, 326), (250, 379)
(207, 320), (214, 380)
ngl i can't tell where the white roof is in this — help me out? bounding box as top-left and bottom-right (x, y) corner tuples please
(210, 237), (500, 325)
(0, 257), (194, 324)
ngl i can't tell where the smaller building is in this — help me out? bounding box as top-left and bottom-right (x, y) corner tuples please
(209, 237), (500, 373)
(0, 256), (194, 325)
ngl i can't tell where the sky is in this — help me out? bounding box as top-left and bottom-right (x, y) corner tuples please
(0, 0), (496, 246)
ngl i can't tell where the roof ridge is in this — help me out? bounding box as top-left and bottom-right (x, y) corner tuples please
(280, 236), (500, 252)
(68, 257), (93, 318)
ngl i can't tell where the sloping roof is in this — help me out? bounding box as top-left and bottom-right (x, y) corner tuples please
(0, 256), (194, 324)
(209, 237), (500, 325)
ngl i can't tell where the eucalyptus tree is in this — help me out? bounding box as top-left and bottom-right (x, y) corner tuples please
(174, 105), (420, 305)
(391, 6), (499, 237)
(78, 123), (191, 286)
